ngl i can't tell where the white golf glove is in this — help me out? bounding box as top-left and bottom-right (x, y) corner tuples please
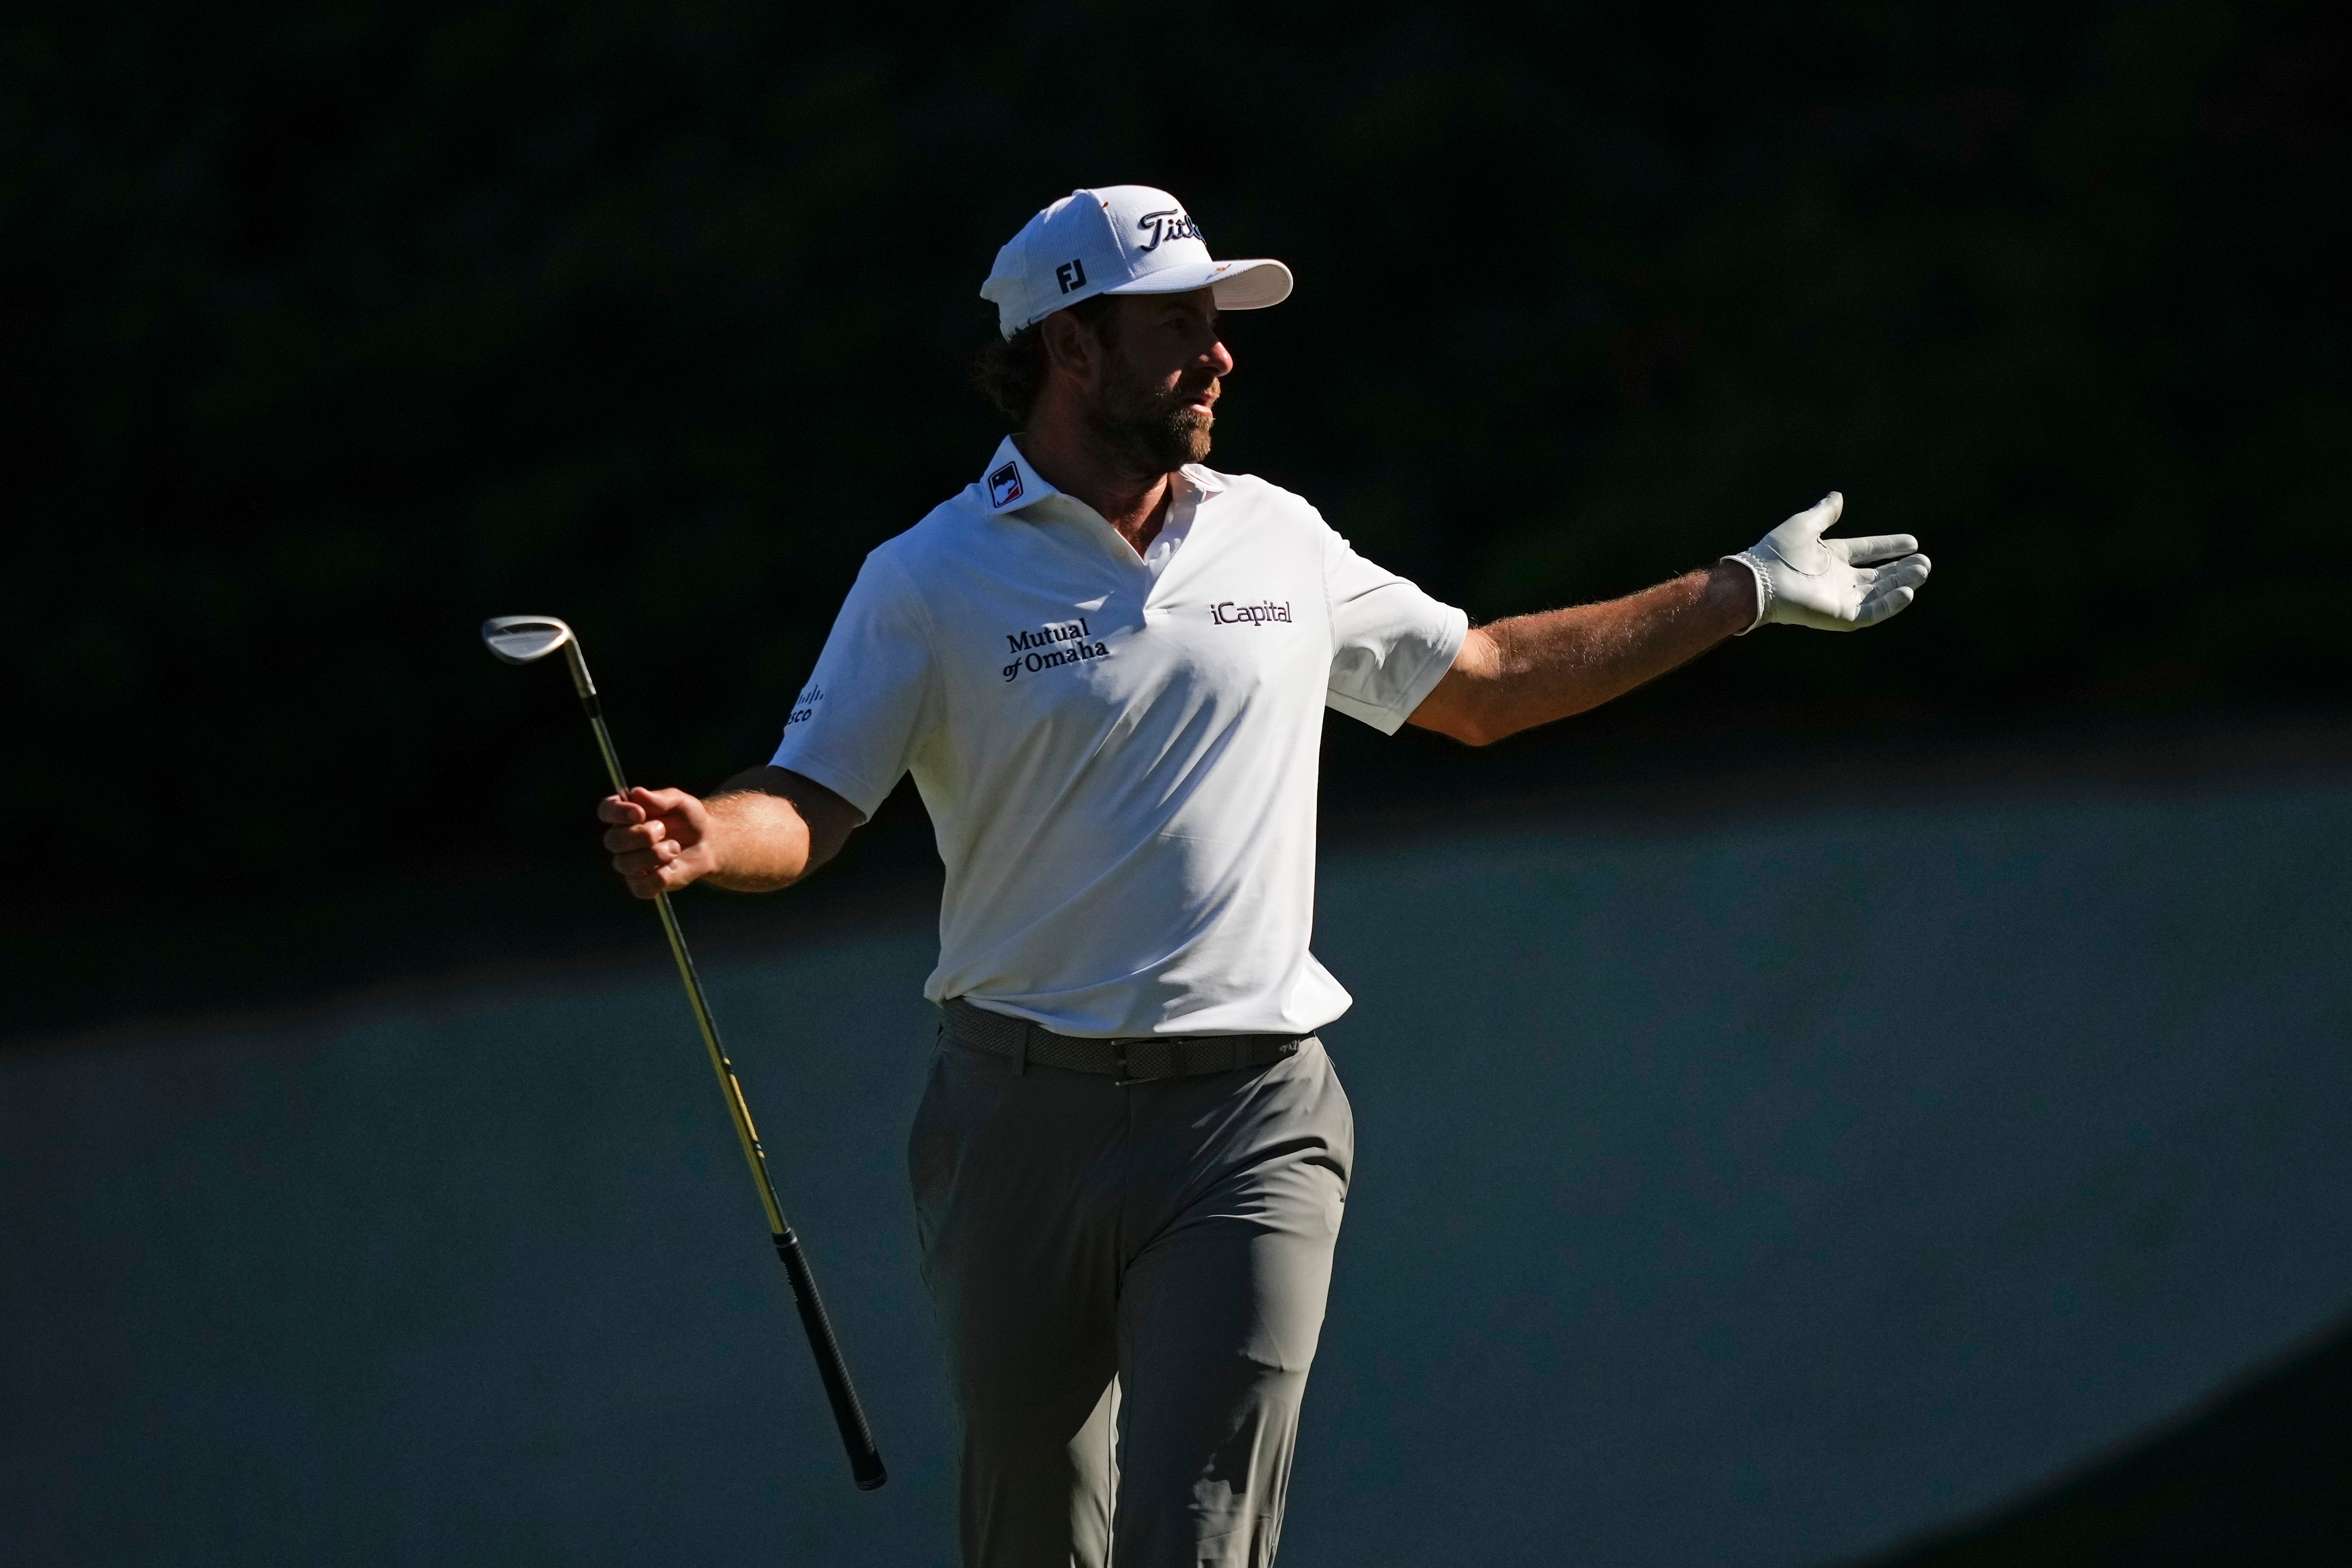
(1726, 492), (1930, 633)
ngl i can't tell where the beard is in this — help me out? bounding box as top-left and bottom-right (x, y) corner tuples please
(1085, 346), (1217, 475)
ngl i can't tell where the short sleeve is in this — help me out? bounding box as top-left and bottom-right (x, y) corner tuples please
(769, 550), (941, 816)
(1323, 530), (1469, 733)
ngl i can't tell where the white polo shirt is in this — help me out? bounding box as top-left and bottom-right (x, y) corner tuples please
(771, 436), (1467, 1037)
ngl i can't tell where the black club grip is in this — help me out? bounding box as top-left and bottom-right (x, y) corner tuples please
(774, 1227), (887, 1490)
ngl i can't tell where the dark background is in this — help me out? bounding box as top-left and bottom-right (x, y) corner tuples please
(8, 0), (2348, 920)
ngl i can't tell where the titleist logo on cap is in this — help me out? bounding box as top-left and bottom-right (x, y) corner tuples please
(1135, 209), (1202, 252)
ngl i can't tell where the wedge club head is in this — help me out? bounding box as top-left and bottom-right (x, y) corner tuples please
(483, 613), (604, 734)
(481, 614), (575, 665)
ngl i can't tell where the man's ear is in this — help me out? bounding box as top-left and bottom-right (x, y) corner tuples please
(1040, 305), (1105, 387)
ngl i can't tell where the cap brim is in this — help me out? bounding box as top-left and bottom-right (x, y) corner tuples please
(1105, 257), (1292, 311)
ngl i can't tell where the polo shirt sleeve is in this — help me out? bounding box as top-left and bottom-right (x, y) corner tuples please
(768, 550), (942, 817)
(1322, 528), (1470, 734)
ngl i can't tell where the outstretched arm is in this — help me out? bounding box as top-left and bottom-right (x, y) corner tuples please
(1407, 563), (1755, 746)
(596, 765), (864, 899)
(1408, 493), (1930, 748)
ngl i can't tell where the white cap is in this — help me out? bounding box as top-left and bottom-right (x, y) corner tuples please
(980, 185), (1293, 339)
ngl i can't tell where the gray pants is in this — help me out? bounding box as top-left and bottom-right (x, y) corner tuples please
(907, 1029), (1353, 1567)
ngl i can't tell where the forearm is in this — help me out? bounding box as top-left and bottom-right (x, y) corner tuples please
(697, 789), (817, 892)
(701, 766), (862, 892)
(1410, 561), (1755, 746)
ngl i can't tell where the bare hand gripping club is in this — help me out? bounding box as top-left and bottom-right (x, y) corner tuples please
(482, 615), (886, 1492)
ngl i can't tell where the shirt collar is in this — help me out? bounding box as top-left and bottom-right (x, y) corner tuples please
(977, 436), (1057, 514)
(977, 436), (1228, 516)
(1176, 463), (1227, 498)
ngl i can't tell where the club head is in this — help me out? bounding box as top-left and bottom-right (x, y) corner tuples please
(482, 615), (575, 665)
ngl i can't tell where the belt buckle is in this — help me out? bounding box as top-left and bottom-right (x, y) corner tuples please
(1113, 1036), (1157, 1087)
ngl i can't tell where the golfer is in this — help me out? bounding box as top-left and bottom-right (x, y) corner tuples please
(600, 185), (1929, 1566)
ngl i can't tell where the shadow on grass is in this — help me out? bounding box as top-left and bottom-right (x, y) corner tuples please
(1852, 1314), (2352, 1566)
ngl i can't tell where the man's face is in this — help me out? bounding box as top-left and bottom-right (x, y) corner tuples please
(1084, 288), (1234, 473)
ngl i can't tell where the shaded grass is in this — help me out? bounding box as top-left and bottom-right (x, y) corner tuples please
(1853, 1313), (2352, 1566)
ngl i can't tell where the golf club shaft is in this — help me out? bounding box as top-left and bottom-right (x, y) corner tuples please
(565, 644), (887, 1492)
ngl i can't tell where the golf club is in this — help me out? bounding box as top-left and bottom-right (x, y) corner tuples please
(482, 614), (887, 1492)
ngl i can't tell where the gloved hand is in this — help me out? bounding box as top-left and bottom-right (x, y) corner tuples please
(1726, 493), (1931, 633)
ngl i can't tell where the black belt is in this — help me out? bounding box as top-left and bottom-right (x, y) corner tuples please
(938, 996), (1308, 1083)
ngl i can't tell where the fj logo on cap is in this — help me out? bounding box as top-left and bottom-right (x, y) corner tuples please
(1055, 258), (1087, 294)
(1136, 209), (1202, 252)
(988, 463), (1025, 507)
